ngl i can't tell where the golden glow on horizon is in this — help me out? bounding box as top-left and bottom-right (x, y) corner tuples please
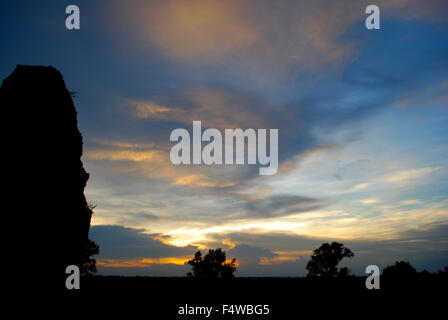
(89, 201), (448, 254)
(92, 204), (448, 269)
(98, 257), (190, 268)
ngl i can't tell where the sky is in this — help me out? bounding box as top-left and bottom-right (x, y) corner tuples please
(1, 0), (447, 276)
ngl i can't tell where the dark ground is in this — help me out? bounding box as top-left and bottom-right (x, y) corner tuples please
(56, 274), (447, 318)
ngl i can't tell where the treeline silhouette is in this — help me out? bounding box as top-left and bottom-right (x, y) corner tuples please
(80, 243), (446, 317)
(182, 243), (446, 282)
(81, 253), (447, 319)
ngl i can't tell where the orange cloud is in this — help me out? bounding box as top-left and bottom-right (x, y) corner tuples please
(86, 149), (164, 162)
(172, 174), (237, 188)
(142, 0), (257, 59)
(259, 256), (298, 265)
(114, 0), (352, 70)
(109, 0), (447, 79)
(128, 87), (267, 129)
(85, 142), (239, 188)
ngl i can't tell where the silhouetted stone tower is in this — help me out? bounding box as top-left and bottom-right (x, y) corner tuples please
(0, 65), (92, 291)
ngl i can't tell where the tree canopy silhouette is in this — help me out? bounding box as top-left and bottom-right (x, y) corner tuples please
(187, 248), (236, 278)
(306, 242), (354, 278)
(81, 239), (100, 276)
(382, 261), (417, 279)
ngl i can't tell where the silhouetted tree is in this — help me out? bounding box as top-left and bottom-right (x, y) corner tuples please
(187, 248), (236, 278)
(382, 261), (417, 279)
(81, 203), (99, 276)
(437, 267), (448, 282)
(306, 242), (354, 278)
(337, 266), (351, 278)
(81, 239), (99, 276)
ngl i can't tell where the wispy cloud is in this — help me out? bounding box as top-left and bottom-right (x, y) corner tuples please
(90, 225), (198, 260)
(85, 141), (240, 188)
(127, 87), (268, 129)
(243, 195), (328, 218)
(399, 199), (423, 205)
(385, 166), (442, 184)
(351, 183), (370, 191)
(360, 199), (381, 205)
(111, 0), (448, 77)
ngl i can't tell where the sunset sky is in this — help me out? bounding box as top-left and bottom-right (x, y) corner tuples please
(1, 0), (447, 276)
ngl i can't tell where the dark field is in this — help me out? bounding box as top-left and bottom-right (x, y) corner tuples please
(64, 274), (447, 318)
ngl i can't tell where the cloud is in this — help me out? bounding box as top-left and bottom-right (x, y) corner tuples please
(399, 200), (423, 205)
(87, 149), (164, 162)
(110, 0), (448, 77)
(90, 225), (198, 260)
(116, 212), (160, 227)
(243, 195), (328, 218)
(90, 219), (448, 276)
(208, 224), (448, 275)
(212, 230), (325, 253)
(278, 145), (339, 173)
(172, 174), (237, 188)
(130, 0), (258, 61)
(385, 166), (442, 184)
(393, 78), (448, 109)
(128, 87), (269, 129)
(88, 14), (448, 199)
(360, 199), (381, 205)
(228, 244), (277, 266)
(351, 183), (369, 191)
(89, 138), (158, 150)
(85, 140), (240, 188)
(399, 222), (448, 241)
(113, 0), (351, 70)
